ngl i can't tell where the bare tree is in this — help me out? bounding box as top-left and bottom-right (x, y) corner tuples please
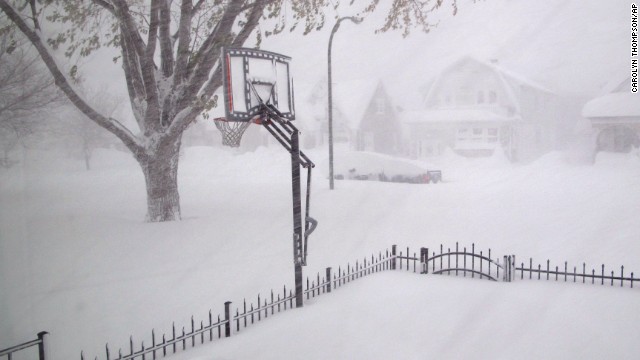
(0, 20), (64, 167)
(0, 0), (457, 221)
(63, 85), (124, 170)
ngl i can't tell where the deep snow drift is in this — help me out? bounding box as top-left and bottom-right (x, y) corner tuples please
(172, 273), (640, 360)
(1, 145), (639, 359)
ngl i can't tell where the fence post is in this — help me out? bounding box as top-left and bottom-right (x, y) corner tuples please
(326, 267), (332, 293)
(224, 301), (232, 338)
(420, 247), (428, 274)
(502, 255), (515, 282)
(37, 331), (48, 360)
(511, 255), (516, 282)
(503, 256), (507, 281)
(391, 245), (397, 270)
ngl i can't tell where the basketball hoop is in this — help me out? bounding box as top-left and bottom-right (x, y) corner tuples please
(218, 47), (316, 309)
(213, 117), (251, 147)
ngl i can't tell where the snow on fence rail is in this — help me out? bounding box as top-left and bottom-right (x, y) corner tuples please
(78, 243), (638, 360)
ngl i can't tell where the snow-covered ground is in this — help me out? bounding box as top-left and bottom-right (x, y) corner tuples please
(174, 273), (640, 360)
(1, 145), (639, 359)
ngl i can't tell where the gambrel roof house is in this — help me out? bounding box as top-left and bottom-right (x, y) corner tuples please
(402, 56), (560, 162)
(582, 76), (640, 152)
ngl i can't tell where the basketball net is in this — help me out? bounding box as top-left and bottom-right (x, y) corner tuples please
(213, 117), (251, 147)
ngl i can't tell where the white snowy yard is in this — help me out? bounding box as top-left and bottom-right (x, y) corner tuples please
(1, 145), (640, 359)
(174, 273), (640, 360)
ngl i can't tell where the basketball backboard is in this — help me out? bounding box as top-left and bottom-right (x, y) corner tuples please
(221, 47), (295, 122)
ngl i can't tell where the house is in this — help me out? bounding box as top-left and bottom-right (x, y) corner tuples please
(300, 79), (402, 154)
(582, 76), (640, 153)
(403, 56), (560, 162)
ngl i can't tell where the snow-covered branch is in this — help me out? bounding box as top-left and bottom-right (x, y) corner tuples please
(0, 0), (144, 158)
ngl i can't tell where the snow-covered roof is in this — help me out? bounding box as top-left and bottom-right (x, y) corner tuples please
(296, 78), (386, 130)
(401, 108), (518, 124)
(288, 80), (329, 132)
(582, 92), (640, 118)
(423, 56), (554, 114)
(332, 79), (381, 129)
(598, 74), (633, 95)
(490, 60), (554, 94)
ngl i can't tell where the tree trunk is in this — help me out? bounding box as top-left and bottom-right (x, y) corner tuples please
(140, 136), (182, 222)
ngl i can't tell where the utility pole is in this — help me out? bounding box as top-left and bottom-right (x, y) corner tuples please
(328, 16), (362, 190)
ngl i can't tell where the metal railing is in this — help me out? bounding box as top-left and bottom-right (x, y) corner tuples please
(516, 258), (637, 288)
(75, 243), (640, 360)
(81, 250), (396, 360)
(420, 243), (506, 281)
(0, 332), (48, 360)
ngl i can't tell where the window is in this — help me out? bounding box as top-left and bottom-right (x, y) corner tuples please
(488, 90), (497, 103)
(471, 128), (483, 143)
(488, 127), (499, 143)
(376, 98), (385, 114)
(456, 87), (473, 105)
(456, 128), (469, 143)
(456, 127), (500, 146)
(477, 91), (485, 104)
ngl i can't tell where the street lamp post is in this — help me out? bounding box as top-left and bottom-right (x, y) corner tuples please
(328, 16), (361, 190)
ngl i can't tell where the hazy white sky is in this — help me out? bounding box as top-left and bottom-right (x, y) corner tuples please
(77, 0), (630, 123)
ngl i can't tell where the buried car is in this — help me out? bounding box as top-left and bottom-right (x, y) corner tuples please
(339, 168), (442, 184)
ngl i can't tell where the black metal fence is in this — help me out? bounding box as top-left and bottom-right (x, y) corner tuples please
(0, 332), (48, 360)
(80, 310), (230, 360)
(414, 243), (638, 288)
(516, 258), (636, 288)
(419, 243), (507, 281)
(27, 243), (637, 360)
(81, 250), (396, 360)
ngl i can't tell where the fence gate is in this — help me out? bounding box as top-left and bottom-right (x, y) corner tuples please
(420, 243), (515, 282)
